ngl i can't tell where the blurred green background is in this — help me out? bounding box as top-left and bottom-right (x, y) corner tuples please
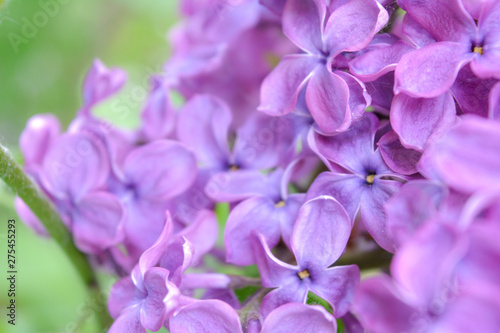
(0, 0), (179, 331)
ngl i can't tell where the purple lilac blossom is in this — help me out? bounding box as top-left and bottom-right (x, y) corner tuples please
(13, 1), (500, 331)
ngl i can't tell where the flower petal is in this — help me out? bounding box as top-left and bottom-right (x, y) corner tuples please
(108, 276), (136, 319)
(418, 115), (500, 193)
(309, 265), (360, 318)
(451, 64), (498, 117)
(259, 55), (320, 116)
(124, 140), (198, 201)
(283, 0), (324, 53)
(489, 82), (500, 120)
(306, 67), (351, 134)
(291, 196), (352, 269)
(80, 59), (127, 116)
(402, 0), (475, 42)
(378, 130), (422, 175)
(72, 191), (124, 253)
(394, 41), (472, 98)
(225, 197), (282, 266)
(360, 179), (402, 252)
(306, 172), (364, 222)
(261, 303), (337, 333)
(324, 0), (388, 55)
(141, 267), (171, 331)
(311, 113), (379, 174)
(177, 95), (232, 169)
(40, 132), (109, 201)
(170, 300), (243, 333)
(108, 304), (144, 333)
(390, 92), (457, 151)
(349, 40), (416, 82)
(353, 276), (416, 333)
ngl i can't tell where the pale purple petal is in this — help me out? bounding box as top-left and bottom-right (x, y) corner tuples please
(306, 173), (364, 222)
(108, 276), (137, 319)
(159, 237), (194, 286)
(360, 179), (402, 252)
(80, 59), (127, 116)
(259, 55), (320, 116)
(312, 113), (379, 173)
(324, 0), (388, 55)
(169, 300), (243, 333)
(349, 40), (416, 81)
(225, 197), (282, 266)
(140, 267), (171, 331)
(291, 196), (352, 268)
(353, 276), (416, 333)
(385, 180), (446, 246)
(140, 77), (176, 141)
(378, 130), (422, 175)
(108, 304), (144, 333)
(124, 140), (198, 201)
(489, 81), (500, 120)
(394, 42), (472, 98)
(40, 133), (109, 201)
(309, 265), (360, 318)
(306, 67), (351, 134)
(390, 92), (457, 151)
(402, 0), (475, 42)
(335, 71), (370, 122)
(19, 114), (60, 173)
(178, 209), (218, 265)
(261, 303), (337, 333)
(282, 0), (324, 53)
(418, 115), (500, 193)
(205, 169), (281, 203)
(177, 95), (232, 169)
(252, 233), (298, 287)
(391, 221), (467, 306)
(132, 212), (173, 289)
(72, 191), (124, 253)
(451, 64), (497, 116)
(260, 281), (308, 319)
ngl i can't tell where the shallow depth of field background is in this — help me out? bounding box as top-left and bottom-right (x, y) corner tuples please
(0, 0), (178, 331)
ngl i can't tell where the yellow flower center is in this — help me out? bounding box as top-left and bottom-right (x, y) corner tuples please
(366, 174), (376, 184)
(297, 269), (310, 280)
(473, 46), (483, 55)
(275, 200), (285, 208)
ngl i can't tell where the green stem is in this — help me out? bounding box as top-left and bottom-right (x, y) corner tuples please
(335, 247), (393, 271)
(0, 146), (110, 330)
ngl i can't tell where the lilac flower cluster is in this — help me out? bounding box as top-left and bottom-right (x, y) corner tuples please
(17, 0), (500, 332)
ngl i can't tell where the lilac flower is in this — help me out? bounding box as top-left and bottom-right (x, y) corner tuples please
(38, 132), (124, 253)
(259, 0), (388, 134)
(252, 196), (359, 318)
(394, 0), (500, 97)
(177, 94), (295, 203)
(307, 113), (407, 251)
(109, 212), (213, 331)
